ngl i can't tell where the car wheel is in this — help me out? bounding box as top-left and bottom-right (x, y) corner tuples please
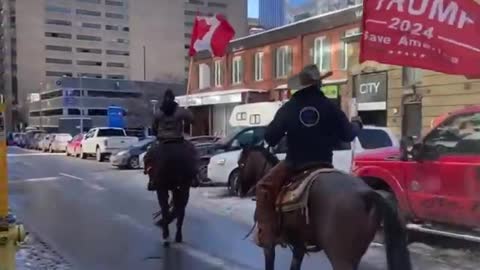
(227, 169), (240, 196)
(192, 164), (211, 187)
(80, 148), (86, 159)
(128, 156), (140, 169)
(66, 150), (70, 156)
(96, 147), (104, 162)
(49, 147), (53, 153)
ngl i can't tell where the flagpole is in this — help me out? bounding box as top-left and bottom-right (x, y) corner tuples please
(186, 56), (194, 136)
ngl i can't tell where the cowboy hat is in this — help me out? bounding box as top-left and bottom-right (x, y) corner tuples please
(287, 64), (333, 90)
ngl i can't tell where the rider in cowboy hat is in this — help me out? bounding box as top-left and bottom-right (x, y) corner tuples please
(255, 64), (363, 247)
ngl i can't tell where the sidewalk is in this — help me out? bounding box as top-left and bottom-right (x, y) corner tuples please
(16, 232), (71, 270)
(190, 186), (480, 270)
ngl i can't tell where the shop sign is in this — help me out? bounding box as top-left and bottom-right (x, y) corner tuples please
(354, 72), (387, 111)
(178, 93), (243, 107)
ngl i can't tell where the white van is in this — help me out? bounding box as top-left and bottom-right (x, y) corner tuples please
(207, 102), (399, 195)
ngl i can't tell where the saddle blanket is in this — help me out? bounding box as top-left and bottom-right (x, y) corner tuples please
(276, 168), (341, 213)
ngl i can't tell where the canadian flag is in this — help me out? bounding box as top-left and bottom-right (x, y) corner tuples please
(189, 14), (235, 57)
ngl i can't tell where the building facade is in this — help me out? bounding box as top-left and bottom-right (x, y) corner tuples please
(28, 77), (184, 133)
(1, 0), (186, 132)
(259, 0), (285, 29)
(285, 0), (362, 24)
(185, 6), (363, 137)
(184, 0), (248, 76)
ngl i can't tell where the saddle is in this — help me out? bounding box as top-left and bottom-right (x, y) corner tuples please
(276, 167), (340, 213)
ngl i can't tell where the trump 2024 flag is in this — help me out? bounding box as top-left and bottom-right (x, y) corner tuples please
(189, 14), (235, 57)
(360, 0), (480, 77)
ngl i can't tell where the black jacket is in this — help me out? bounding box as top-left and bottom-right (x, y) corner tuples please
(265, 85), (360, 169)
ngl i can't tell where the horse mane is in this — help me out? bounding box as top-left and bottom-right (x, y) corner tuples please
(241, 145), (280, 166)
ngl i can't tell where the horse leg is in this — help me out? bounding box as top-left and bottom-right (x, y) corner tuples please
(156, 189), (171, 246)
(264, 246), (275, 270)
(289, 246), (305, 270)
(173, 187), (190, 243)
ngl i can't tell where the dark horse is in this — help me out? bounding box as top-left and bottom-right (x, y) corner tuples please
(237, 145), (412, 270)
(145, 139), (199, 246)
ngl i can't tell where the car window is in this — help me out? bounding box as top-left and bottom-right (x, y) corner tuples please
(425, 112), (480, 155)
(97, 129), (125, 137)
(357, 129), (393, 150)
(230, 128), (265, 148)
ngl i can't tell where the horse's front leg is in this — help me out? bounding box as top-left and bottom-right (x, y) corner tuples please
(156, 189), (171, 247)
(264, 246), (275, 270)
(290, 246), (305, 270)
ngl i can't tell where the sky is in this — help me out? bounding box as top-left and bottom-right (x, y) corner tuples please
(248, 0), (259, 18)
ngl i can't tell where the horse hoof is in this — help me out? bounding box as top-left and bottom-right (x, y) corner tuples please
(175, 233), (183, 243)
(163, 241), (170, 248)
(163, 229), (170, 240)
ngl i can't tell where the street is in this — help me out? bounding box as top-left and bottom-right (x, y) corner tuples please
(7, 146), (479, 270)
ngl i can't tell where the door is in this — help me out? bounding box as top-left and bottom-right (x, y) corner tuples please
(405, 111), (480, 226)
(83, 130), (96, 153)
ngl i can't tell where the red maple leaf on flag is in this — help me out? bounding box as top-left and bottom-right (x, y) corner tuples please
(189, 14), (235, 57)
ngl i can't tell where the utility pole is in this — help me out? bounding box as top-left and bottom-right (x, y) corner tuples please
(79, 76), (84, 134)
(0, 95), (26, 269)
(143, 46), (147, 81)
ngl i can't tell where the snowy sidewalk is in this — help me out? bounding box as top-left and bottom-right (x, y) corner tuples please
(190, 186), (480, 270)
(16, 232), (71, 270)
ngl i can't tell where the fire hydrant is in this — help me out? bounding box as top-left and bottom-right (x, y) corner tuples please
(0, 97), (26, 270)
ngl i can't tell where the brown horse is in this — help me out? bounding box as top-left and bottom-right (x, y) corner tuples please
(237, 145), (412, 270)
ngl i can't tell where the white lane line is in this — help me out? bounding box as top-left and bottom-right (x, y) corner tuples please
(59, 173), (84, 181)
(10, 177), (61, 183)
(59, 173), (105, 191)
(8, 153), (65, 157)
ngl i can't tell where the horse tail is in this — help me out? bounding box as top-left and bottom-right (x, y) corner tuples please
(363, 191), (412, 270)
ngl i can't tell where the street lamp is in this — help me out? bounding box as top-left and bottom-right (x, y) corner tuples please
(150, 99), (158, 115)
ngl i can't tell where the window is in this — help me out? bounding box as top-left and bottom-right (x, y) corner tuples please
(46, 45), (72, 52)
(45, 32), (72, 39)
(78, 73), (102, 78)
(207, 2), (227, 8)
(46, 58), (73, 65)
(105, 0), (124, 6)
(214, 60), (222, 86)
(81, 22), (101, 29)
(254, 52), (264, 81)
(424, 112), (480, 155)
(106, 50), (129, 56)
(29, 111), (41, 117)
(185, 33), (192, 39)
(76, 48), (102, 54)
(88, 109), (107, 116)
(46, 19), (72, 26)
(77, 34), (102, 41)
(249, 114), (261, 125)
(68, 109), (81, 115)
(105, 12), (124, 19)
(106, 25), (119, 31)
(97, 128), (125, 137)
(77, 60), (102, 66)
(185, 10), (198, 16)
(77, 0), (101, 3)
(43, 109), (64, 116)
(122, 27), (129, 32)
(107, 74), (126, 79)
(87, 90), (140, 98)
(46, 71), (73, 77)
(236, 112), (247, 121)
(188, 0), (204, 4)
(232, 56), (243, 85)
(198, 63), (211, 89)
(402, 68), (423, 87)
(314, 37), (331, 71)
(76, 9), (101, 16)
(358, 129), (393, 150)
(339, 34), (348, 70)
(113, 38), (128, 44)
(40, 90), (63, 100)
(275, 46), (292, 78)
(107, 62), (125, 68)
(46, 6), (71, 14)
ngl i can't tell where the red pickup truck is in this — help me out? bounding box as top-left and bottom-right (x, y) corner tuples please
(353, 105), (480, 241)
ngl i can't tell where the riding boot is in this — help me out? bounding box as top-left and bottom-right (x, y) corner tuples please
(254, 161), (291, 247)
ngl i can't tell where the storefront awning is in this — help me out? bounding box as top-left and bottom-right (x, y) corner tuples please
(176, 89), (267, 107)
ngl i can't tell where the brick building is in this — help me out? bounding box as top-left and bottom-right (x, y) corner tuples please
(182, 5), (363, 136)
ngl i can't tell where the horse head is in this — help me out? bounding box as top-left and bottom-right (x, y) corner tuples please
(237, 145), (279, 197)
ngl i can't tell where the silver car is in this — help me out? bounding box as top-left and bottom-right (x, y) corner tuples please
(49, 133), (73, 152)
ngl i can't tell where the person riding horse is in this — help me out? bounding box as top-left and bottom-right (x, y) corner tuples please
(144, 89), (198, 244)
(255, 65), (363, 248)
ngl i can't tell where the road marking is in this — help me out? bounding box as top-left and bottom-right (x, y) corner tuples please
(59, 173), (84, 181)
(8, 153), (65, 157)
(9, 177), (61, 183)
(59, 173), (105, 191)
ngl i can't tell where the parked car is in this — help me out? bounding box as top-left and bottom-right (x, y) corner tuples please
(25, 130), (46, 149)
(207, 126), (398, 195)
(48, 133), (73, 152)
(80, 127), (139, 162)
(353, 105), (480, 242)
(66, 134), (84, 157)
(14, 133), (26, 147)
(38, 134), (54, 152)
(110, 137), (155, 169)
